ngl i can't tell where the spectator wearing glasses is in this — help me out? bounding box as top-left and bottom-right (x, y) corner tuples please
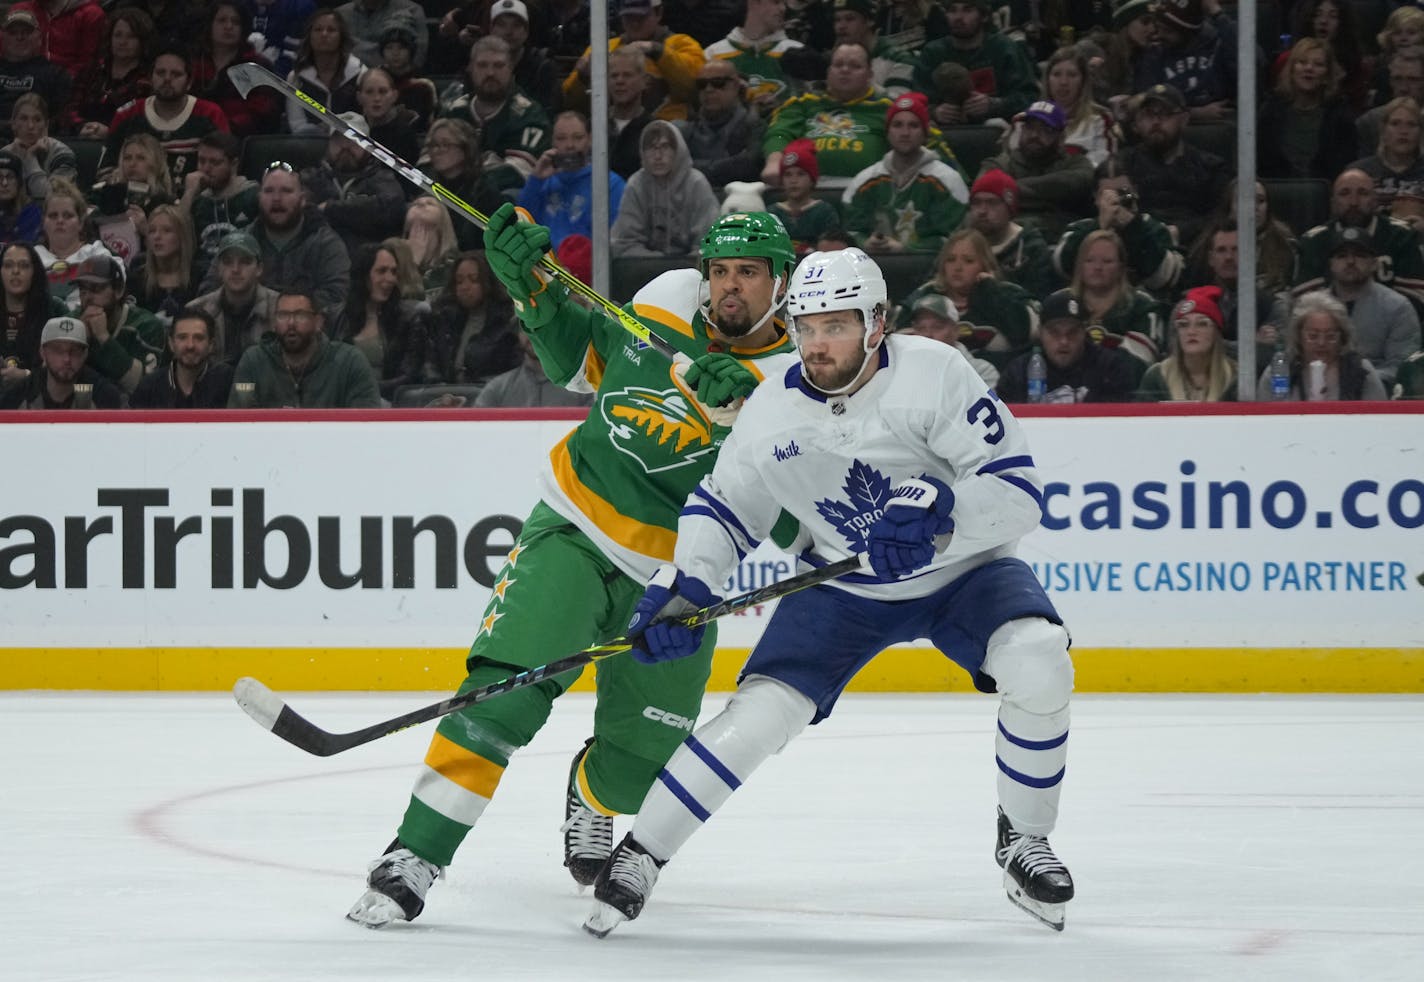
(677, 60), (766, 187)
(229, 287), (381, 408)
(703, 0), (806, 118)
(420, 118), (519, 252)
(199, 161), (352, 315)
(1255, 289), (1387, 401)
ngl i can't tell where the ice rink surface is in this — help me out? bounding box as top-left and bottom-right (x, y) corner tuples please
(5, 691), (1421, 982)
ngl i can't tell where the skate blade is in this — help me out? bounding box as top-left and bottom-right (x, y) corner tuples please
(582, 902), (627, 939)
(346, 891), (406, 930)
(1003, 874), (1066, 932)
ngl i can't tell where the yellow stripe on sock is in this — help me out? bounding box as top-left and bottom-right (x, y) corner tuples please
(423, 732), (505, 798)
(576, 753), (619, 817)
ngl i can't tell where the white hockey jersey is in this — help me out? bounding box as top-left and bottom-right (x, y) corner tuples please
(673, 334), (1045, 601)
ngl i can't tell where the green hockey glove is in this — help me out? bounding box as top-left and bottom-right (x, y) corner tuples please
(484, 203), (568, 327)
(673, 352), (757, 426)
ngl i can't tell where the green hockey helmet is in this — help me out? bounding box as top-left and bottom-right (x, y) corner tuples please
(699, 211), (797, 282)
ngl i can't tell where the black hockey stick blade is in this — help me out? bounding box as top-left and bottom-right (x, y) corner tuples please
(231, 554), (866, 757)
(225, 62), (683, 362)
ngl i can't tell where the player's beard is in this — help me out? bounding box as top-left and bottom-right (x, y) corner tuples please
(803, 351), (861, 392)
(709, 299), (758, 339)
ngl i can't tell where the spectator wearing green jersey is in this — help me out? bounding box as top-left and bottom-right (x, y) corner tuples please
(831, 0), (916, 96)
(915, 0), (1039, 126)
(703, 0), (807, 117)
(1066, 228), (1167, 367)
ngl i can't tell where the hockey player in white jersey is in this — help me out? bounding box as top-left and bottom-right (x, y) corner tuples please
(583, 247), (1076, 937)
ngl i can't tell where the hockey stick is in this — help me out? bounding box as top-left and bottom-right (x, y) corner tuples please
(226, 62), (685, 363)
(233, 554), (866, 757)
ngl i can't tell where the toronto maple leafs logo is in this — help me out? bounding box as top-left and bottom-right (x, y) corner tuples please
(814, 460), (892, 552)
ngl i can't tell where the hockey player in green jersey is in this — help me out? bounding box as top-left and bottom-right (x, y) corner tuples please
(347, 203), (800, 928)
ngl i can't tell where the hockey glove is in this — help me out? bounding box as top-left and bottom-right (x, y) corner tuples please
(865, 476), (956, 580)
(626, 565), (720, 664)
(484, 203), (568, 328)
(672, 352), (757, 426)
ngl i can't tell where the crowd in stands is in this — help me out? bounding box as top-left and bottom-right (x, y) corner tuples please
(2, 0), (1423, 410)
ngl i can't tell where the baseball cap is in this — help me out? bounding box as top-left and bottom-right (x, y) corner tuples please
(834, 0), (876, 19)
(75, 254), (126, 289)
(911, 293), (960, 322)
(619, 0), (661, 14)
(1021, 100), (1067, 130)
(379, 26), (417, 50)
(335, 111), (371, 138)
(970, 169), (1019, 215)
(2, 10), (39, 30)
(490, 0), (529, 24)
(0, 150), (23, 179)
(217, 231), (260, 260)
(1329, 225), (1379, 255)
(1111, 0), (1155, 29)
(1134, 83), (1187, 114)
(1156, 0), (1204, 32)
(41, 316), (88, 347)
(1041, 289), (1086, 325)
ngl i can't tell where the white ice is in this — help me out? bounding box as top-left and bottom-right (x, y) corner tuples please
(5, 692), (1422, 982)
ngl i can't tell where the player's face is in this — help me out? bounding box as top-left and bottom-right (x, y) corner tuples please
(794, 308), (873, 391)
(706, 258), (777, 340)
(169, 317), (213, 369)
(41, 340), (87, 384)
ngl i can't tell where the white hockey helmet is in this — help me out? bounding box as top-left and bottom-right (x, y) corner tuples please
(786, 248), (889, 352)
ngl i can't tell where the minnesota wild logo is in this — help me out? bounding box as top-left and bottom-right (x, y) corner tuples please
(600, 385), (719, 474)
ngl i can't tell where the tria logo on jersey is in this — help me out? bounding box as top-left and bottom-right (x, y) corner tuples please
(814, 459), (893, 551)
(600, 385), (719, 474)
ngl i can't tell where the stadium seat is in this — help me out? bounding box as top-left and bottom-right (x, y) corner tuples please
(941, 125), (1005, 177)
(68, 139), (105, 191)
(239, 135), (330, 181)
(1263, 179), (1330, 237)
(609, 255), (697, 304)
(1183, 123), (1235, 162)
(392, 383), (484, 408)
(874, 253), (936, 306)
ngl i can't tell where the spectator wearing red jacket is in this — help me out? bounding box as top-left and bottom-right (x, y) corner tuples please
(188, 2), (281, 138)
(12, 1), (105, 78)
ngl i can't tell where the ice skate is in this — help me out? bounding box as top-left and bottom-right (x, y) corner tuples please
(995, 807), (1074, 931)
(346, 839), (443, 929)
(562, 739), (614, 889)
(582, 834), (664, 938)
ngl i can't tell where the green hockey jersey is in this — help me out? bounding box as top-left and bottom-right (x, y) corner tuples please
(841, 149), (970, 253)
(526, 269), (799, 580)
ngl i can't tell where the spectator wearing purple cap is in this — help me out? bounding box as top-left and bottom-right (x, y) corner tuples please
(913, 0), (1039, 126)
(1023, 46), (1119, 167)
(0, 314), (124, 409)
(981, 100), (1094, 243)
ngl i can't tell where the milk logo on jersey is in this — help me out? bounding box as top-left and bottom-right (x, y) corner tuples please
(600, 385), (719, 474)
(814, 459), (893, 551)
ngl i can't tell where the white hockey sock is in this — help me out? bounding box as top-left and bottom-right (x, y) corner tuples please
(995, 699), (1069, 837)
(633, 676), (814, 861)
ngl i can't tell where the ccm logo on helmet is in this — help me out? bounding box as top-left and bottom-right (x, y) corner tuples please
(642, 706), (696, 731)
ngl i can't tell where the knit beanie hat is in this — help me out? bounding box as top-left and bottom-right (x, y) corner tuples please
(1172, 285), (1225, 332)
(781, 138), (820, 185)
(970, 169), (1020, 216)
(886, 91), (930, 132)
